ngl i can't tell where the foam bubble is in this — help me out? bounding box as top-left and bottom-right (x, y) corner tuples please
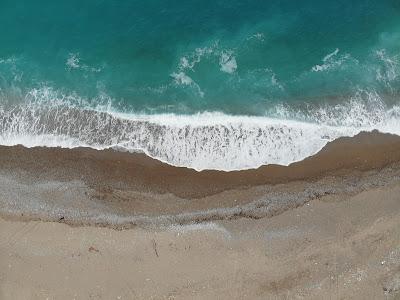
(170, 72), (204, 97)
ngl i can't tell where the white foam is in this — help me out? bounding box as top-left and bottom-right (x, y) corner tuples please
(0, 56), (18, 65)
(266, 68), (284, 90)
(1, 87), (400, 171)
(248, 32), (265, 42)
(0, 134), (91, 149)
(170, 72), (204, 97)
(323, 48), (340, 61)
(311, 48), (356, 72)
(219, 51), (237, 74)
(376, 49), (399, 88)
(177, 44), (216, 71)
(171, 71), (194, 85)
(66, 53), (80, 69)
(66, 53), (102, 73)
(175, 42), (238, 75)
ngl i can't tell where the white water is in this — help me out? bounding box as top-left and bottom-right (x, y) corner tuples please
(0, 87), (400, 171)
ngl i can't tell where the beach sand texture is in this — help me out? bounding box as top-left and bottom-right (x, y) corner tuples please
(0, 131), (400, 299)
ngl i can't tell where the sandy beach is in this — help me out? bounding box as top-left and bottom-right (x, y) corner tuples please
(1, 131), (400, 299)
(2, 1), (400, 298)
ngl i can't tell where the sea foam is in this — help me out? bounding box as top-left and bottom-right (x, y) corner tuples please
(0, 87), (400, 171)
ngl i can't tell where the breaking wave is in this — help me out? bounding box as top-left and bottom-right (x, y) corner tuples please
(0, 87), (400, 171)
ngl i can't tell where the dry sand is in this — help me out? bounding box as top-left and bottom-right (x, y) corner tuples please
(1, 183), (400, 299)
(0, 131), (400, 299)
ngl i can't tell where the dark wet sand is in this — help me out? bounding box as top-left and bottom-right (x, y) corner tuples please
(1, 130), (400, 199)
(0, 130), (400, 227)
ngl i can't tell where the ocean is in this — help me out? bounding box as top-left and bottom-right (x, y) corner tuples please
(0, 0), (400, 170)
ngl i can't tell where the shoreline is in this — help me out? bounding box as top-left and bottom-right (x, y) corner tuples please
(2, 130), (400, 299)
(1, 130), (400, 228)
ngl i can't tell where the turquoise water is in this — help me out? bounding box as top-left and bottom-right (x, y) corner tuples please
(0, 1), (400, 170)
(1, 0), (399, 113)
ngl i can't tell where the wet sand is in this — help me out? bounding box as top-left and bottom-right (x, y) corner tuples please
(0, 130), (400, 298)
(1, 130), (400, 226)
(1, 130), (400, 200)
